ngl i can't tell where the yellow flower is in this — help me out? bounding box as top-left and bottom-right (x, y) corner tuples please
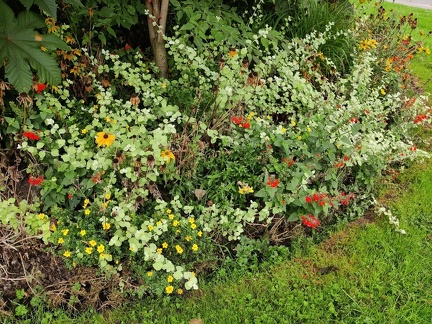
(281, 127), (287, 133)
(102, 202), (108, 209)
(81, 129), (88, 134)
(102, 223), (111, 230)
(167, 275), (174, 283)
(298, 136), (302, 140)
(191, 223), (197, 230)
(192, 244), (198, 251)
(61, 229), (69, 236)
(197, 231), (203, 237)
(96, 132), (115, 147)
(175, 245), (183, 254)
(63, 250), (71, 258)
(80, 229), (86, 236)
(105, 117), (111, 123)
(84, 209), (91, 215)
(188, 217), (195, 224)
(380, 89), (386, 95)
(147, 271), (153, 277)
(157, 248), (163, 254)
(58, 237), (64, 244)
(173, 220), (179, 227)
(229, 48), (238, 58)
(50, 223), (57, 231)
(238, 184), (254, 194)
(166, 209), (172, 214)
(100, 253), (106, 259)
(38, 213), (46, 219)
(148, 224), (154, 231)
(156, 220), (163, 226)
(97, 244), (105, 253)
(83, 198), (90, 207)
(177, 289), (183, 295)
(85, 247), (93, 254)
(307, 127), (311, 132)
(89, 240), (97, 247)
(161, 150), (175, 164)
(161, 82), (167, 89)
(165, 286), (174, 294)
(105, 193), (111, 200)
(291, 120), (296, 127)
(185, 236), (192, 242)
(162, 242), (168, 248)
(64, 35), (75, 44)
(168, 214), (174, 220)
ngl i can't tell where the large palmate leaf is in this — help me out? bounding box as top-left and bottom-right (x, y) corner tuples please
(0, 2), (70, 93)
(18, 0), (58, 21)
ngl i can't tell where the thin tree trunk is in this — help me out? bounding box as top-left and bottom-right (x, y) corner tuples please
(145, 0), (169, 78)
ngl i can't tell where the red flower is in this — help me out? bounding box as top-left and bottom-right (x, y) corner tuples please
(409, 146), (417, 151)
(67, 193), (73, 200)
(125, 44), (131, 51)
(241, 122), (250, 129)
(301, 214), (320, 228)
(36, 83), (46, 94)
(231, 116), (243, 125)
(23, 131), (40, 141)
(343, 156), (349, 161)
(350, 117), (359, 123)
(28, 175), (44, 186)
(266, 178), (279, 188)
(305, 196), (313, 204)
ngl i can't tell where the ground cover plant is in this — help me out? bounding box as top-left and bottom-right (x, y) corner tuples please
(0, 0), (431, 320)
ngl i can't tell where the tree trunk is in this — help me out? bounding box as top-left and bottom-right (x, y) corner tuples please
(145, 0), (169, 79)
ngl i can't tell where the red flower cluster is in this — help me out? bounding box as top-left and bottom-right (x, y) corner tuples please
(125, 44), (131, 51)
(266, 178), (280, 188)
(334, 162), (345, 168)
(28, 175), (44, 186)
(301, 214), (320, 228)
(231, 116), (250, 129)
(36, 83), (46, 94)
(350, 117), (359, 123)
(305, 192), (329, 206)
(414, 114), (427, 124)
(337, 192), (355, 206)
(409, 146), (417, 151)
(23, 131), (40, 141)
(282, 158), (295, 167)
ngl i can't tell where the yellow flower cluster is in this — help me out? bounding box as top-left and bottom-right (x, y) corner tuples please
(238, 181), (254, 194)
(418, 46), (431, 55)
(358, 39), (378, 51)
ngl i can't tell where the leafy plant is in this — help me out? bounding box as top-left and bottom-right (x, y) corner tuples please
(0, 0), (79, 93)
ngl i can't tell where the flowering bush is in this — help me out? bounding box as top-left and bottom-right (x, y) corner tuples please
(0, 7), (430, 301)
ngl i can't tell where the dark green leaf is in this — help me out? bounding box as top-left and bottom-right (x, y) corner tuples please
(5, 48), (33, 93)
(39, 33), (70, 50)
(98, 32), (106, 45)
(106, 27), (116, 37)
(19, 0), (35, 10)
(16, 11), (44, 31)
(33, 0), (58, 20)
(0, 2), (16, 34)
(63, 0), (84, 7)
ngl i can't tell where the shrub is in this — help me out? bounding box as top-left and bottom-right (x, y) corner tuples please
(0, 3), (430, 304)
